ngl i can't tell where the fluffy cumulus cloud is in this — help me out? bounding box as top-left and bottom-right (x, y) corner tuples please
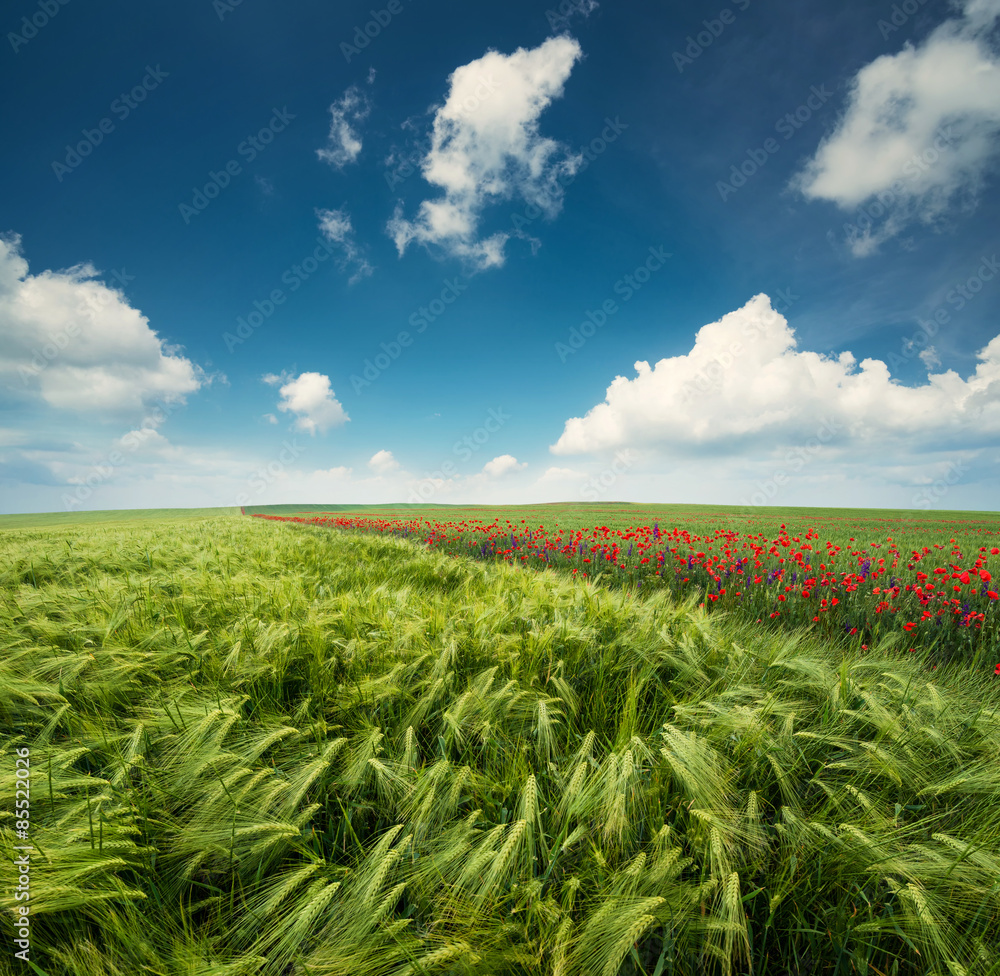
(793, 0), (1000, 254)
(537, 464), (586, 484)
(387, 35), (583, 270)
(316, 84), (372, 169)
(0, 235), (203, 419)
(550, 293), (1000, 455)
(368, 449), (400, 474)
(316, 207), (374, 283)
(482, 454), (527, 477)
(269, 372), (349, 435)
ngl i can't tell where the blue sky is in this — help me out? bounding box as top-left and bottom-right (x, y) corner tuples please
(2, 0), (999, 513)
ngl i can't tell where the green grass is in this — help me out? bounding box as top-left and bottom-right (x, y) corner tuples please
(0, 507), (239, 532)
(253, 504), (1000, 676)
(2, 514), (999, 975)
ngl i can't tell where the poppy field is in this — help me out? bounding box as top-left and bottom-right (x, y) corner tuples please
(250, 504), (1000, 676)
(2, 507), (999, 976)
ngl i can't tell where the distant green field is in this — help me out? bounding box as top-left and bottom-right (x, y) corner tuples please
(4, 501), (997, 537)
(247, 501), (1000, 539)
(252, 502), (1000, 675)
(0, 506), (239, 531)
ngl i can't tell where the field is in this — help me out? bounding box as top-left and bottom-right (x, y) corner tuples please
(251, 503), (1000, 677)
(0, 507), (238, 532)
(2, 506), (999, 976)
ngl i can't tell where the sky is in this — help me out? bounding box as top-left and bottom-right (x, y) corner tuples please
(2, 0), (999, 514)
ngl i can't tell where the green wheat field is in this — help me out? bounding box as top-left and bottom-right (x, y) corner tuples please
(2, 506), (999, 976)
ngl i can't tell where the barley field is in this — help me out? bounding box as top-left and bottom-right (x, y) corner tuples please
(253, 503), (1000, 676)
(2, 509), (999, 975)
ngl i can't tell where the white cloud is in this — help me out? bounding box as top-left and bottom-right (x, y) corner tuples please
(312, 465), (353, 480)
(109, 427), (178, 461)
(793, 0), (1000, 253)
(316, 208), (351, 242)
(317, 85), (371, 169)
(262, 413), (279, 424)
(482, 454), (527, 477)
(537, 465), (586, 482)
(272, 372), (349, 435)
(386, 35), (583, 270)
(918, 345), (942, 369)
(316, 207), (374, 283)
(2, 420), (994, 513)
(0, 234), (203, 419)
(368, 449), (400, 474)
(551, 293), (1000, 455)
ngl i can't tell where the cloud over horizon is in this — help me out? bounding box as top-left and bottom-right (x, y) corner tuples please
(268, 371), (349, 435)
(551, 293), (1000, 455)
(482, 453), (527, 477)
(368, 448), (400, 474)
(0, 235), (203, 421)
